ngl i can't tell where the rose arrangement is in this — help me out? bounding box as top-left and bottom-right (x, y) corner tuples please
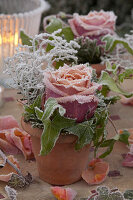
(6, 28), (133, 155)
(20, 10), (133, 70)
(68, 10), (117, 39)
(5, 16), (133, 185)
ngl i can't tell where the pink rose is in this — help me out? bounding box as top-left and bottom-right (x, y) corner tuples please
(68, 10), (117, 39)
(43, 64), (101, 122)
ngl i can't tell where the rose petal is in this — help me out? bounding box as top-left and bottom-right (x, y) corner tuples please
(0, 128), (34, 160)
(51, 186), (77, 200)
(82, 158), (109, 185)
(0, 116), (19, 130)
(68, 10), (117, 38)
(122, 153), (133, 167)
(56, 95), (98, 122)
(0, 155), (19, 182)
(120, 95), (133, 106)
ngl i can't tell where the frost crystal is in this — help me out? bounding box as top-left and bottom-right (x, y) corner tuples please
(4, 29), (80, 104)
(5, 186), (17, 200)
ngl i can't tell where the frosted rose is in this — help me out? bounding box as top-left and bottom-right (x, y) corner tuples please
(43, 64), (101, 122)
(68, 10), (117, 38)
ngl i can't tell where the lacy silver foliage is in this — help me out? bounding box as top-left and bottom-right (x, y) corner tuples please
(5, 29), (80, 103)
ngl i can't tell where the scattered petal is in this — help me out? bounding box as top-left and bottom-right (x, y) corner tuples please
(3, 97), (15, 102)
(108, 170), (121, 177)
(0, 155), (19, 182)
(0, 128), (34, 160)
(82, 158), (109, 185)
(121, 153), (127, 159)
(0, 194), (5, 199)
(120, 95), (133, 106)
(110, 115), (120, 121)
(0, 116), (19, 130)
(51, 186), (77, 200)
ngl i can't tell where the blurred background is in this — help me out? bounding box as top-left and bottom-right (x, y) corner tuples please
(40, 0), (133, 36)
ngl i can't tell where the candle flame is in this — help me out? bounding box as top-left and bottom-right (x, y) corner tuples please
(0, 32), (19, 46)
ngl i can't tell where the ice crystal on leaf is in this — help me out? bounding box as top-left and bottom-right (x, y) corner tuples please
(87, 186), (124, 200)
(4, 29), (80, 104)
(5, 186), (17, 200)
(102, 32), (133, 69)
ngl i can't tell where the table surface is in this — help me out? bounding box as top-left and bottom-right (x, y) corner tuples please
(0, 81), (133, 200)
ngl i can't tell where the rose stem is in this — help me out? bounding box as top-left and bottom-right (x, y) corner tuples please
(0, 149), (22, 176)
(108, 116), (118, 135)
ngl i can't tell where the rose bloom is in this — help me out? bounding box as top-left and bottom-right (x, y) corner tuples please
(68, 10), (117, 39)
(43, 64), (101, 122)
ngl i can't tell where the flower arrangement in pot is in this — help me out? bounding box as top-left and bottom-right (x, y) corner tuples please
(42, 10), (117, 75)
(5, 28), (133, 186)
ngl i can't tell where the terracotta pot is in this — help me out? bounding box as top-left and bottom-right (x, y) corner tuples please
(21, 118), (90, 185)
(91, 63), (106, 77)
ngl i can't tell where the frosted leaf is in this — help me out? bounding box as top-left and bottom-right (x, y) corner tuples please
(4, 29), (80, 104)
(5, 186), (17, 200)
(102, 32), (133, 69)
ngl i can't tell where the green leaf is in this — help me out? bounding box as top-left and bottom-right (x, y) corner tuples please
(35, 107), (43, 121)
(99, 139), (115, 158)
(119, 130), (130, 145)
(66, 121), (94, 150)
(20, 30), (38, 47)
(104, 95), (121, 104)
(23, 95), (43, 129)
(62, 27), (74, 42)
(46, 18), (62, 34)
(124, 190), (133, 199)
(118, 68), (133, 83)
(40, 112), (76, 155)
(99, 71), (133, 98)
(32, 95), (42, 109)
(103, 35), (114, 51)
(103, 35), (133, 55)
(41, 98), (66, 122)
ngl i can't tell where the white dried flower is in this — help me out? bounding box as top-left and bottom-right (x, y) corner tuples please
(4, 30), (80, 103)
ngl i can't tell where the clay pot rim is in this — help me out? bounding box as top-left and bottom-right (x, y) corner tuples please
(21, 117), (78, 144)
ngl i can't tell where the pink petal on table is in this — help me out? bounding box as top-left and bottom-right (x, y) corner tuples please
(122, 144), (133, 167)
(82, 158), (109, 185)
(0, 128), (34, 160)
(51, 186), (77, 200)
(120, 95), (133, 106)
(3, 97), (15, 102)
(122, 153), (133, 167)
(0, 116), (19, 130)
(0, 193), (5, 199)
(0, 136), (20, 155)
(110, 115), (120, 121)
